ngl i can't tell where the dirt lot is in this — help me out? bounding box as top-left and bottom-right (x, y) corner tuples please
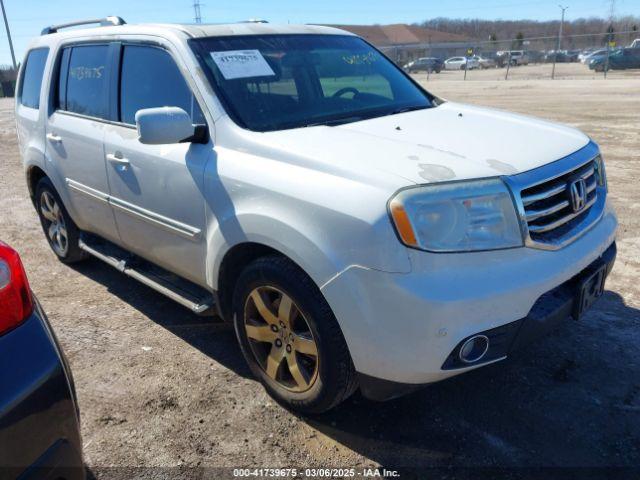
(1, 69), (639, 478)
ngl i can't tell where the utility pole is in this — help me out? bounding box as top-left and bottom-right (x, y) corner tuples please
(193, 0), (202, 24)
(0, 0), (17, 69)
(551, 5), (568, 80)
(604, 0), (616, 78)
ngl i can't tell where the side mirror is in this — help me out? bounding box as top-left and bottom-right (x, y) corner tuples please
(135, 107), (200, 145)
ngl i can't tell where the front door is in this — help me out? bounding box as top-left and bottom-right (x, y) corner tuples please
(103, 43), (211, 285)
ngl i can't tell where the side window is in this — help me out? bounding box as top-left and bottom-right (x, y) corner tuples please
(18, 48), (49, 109)
(64, 45), (109, 118)
(119, 45), (205, 125)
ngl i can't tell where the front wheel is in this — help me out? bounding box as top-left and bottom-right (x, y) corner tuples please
(233, 255), (357, 414)
(35, 178), (87, 263)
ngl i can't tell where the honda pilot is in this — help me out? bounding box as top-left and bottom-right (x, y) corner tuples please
(15, 17), (617, 413)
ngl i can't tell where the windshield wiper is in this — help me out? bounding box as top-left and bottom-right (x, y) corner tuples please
(386, 105), (429, 116)
(302, 115), (367, 128)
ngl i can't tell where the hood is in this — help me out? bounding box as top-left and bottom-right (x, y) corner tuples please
(255, 102), (590, 189)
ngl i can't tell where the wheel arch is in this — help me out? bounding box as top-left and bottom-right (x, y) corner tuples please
(26, 165), (48, 201)
(215, 241), (327, 322)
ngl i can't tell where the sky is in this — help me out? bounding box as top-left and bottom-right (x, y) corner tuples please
(1, 0), (639, 65)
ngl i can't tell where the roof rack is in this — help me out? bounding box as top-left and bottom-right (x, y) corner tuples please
(41, 16), (126, 35)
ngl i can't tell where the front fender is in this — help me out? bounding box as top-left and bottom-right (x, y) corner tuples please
(203, 147), (412, 290)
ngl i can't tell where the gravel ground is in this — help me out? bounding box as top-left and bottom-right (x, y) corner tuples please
(1, 64), (639, 478)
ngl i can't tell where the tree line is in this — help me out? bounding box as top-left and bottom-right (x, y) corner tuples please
(417, 16), (640, 49)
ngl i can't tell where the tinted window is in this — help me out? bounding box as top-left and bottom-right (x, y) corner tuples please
(120, 45), (205, 125)
(19, 48), (49, 109)
(65, 45), (109, 118)
(193, 35), (432, 132)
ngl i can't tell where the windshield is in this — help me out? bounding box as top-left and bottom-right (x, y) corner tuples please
(190, 34), (434, 132)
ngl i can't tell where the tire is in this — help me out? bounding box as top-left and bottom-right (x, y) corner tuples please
(233, 255), (357, 414)
(35, 177), (87, 264)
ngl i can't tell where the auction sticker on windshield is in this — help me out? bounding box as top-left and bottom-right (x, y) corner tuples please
(210, 50), (275, 80)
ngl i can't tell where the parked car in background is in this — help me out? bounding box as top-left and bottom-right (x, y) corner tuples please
(497, 50), (529, 66)
(444, 56), (479, 70)
(589, 47), (640, 71)
(544, 50), (572, 63)
(472, 55), (496, 69)
(403, 57), (444, 73)
(526, 50), (546, 63)
(578, 48), (597, 63)
(580, 49), (607, 64)
(482, 52), (507, 67)
(0, 242), (83, 478)
(509, 50), (529, 65)
(566, 50), (581, 62)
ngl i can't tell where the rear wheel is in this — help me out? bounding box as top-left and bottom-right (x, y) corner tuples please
(233, 255), (357, 414)
(35, 178), (87, 263)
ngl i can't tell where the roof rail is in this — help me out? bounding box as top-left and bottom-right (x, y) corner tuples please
(41, 16), (126, 35)
(239, 19), (269, 23)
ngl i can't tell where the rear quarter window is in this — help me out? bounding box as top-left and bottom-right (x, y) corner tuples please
(18, 48), (49, 109)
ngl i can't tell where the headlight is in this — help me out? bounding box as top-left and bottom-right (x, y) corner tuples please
(594, 154), (607, 190)
(389, 179), (523, 252)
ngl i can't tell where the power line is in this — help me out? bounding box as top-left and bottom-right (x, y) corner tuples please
(193, 0), (202, 24)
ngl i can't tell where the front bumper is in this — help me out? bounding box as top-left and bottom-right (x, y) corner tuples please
(321, 199), (617, 389)
(358, 242), (616, 401)
(0, 300), (84, 479)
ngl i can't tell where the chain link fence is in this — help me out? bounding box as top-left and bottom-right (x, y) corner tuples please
(380, 30), (640, 80)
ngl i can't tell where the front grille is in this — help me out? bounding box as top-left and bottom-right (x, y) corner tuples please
(520, 159), (598, 243)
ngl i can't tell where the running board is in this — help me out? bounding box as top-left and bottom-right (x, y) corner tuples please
(78, 235), (216, 316)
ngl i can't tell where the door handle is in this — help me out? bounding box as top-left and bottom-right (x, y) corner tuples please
(46, 133), (62, 143)
(106, 153), (130, 171)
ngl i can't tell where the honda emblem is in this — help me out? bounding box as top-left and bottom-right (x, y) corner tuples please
(569, 178), (587, 212)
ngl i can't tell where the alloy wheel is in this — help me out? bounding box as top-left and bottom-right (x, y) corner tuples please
(40, 191), (68, 256)
(244, 286), (319, 392)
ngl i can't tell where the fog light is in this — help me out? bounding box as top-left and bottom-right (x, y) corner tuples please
(459, 335), (489, 364)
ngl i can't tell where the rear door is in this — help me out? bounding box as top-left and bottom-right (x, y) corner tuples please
(46, 43), (119, 242)
(103, 43), (211, 284)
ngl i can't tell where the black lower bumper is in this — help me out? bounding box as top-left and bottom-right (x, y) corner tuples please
(359, 242), (617, 402)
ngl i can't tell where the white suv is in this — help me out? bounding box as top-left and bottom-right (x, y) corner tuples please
(15, 18), (617, 413)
